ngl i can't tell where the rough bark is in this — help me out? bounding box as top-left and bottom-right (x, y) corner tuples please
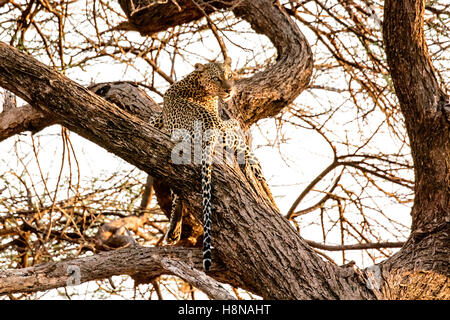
(0, 103), (55, 142)
(379, 0), (450, 299)
(0, 0), (448, 300)
(383, 0), (449, 234)
(0, 41), (376, 299)
(0, 246), (235, 299)
(0, 82), (155, 143)
(117, 0), (228, 35)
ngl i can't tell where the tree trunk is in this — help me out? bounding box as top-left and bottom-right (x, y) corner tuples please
(378, 0), (450, 299)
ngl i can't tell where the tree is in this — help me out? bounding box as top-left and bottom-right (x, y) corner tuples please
(0, 0), (448, 299)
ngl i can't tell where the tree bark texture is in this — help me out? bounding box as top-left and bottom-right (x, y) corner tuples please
(0, 246), (235, 299)
(379, 0), (450, 299)
(0, 103), (55, 142)
(383, 0), (449, 234)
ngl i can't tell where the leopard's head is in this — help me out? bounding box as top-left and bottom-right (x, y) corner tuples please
(194, 57), (234, 100)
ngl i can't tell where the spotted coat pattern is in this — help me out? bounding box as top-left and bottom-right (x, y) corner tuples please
(151, 61), (267, 271)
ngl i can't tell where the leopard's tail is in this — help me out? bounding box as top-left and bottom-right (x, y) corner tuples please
(201, 146), (214, 271)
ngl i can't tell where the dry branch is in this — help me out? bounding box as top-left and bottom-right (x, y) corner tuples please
(160, 258), (236, 300)
(0, 246), (233, 297)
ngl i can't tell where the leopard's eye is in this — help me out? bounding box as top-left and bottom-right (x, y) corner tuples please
(213, 76), (221, 82)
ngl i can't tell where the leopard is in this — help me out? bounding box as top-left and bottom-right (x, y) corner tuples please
(150, 58), (275, 271)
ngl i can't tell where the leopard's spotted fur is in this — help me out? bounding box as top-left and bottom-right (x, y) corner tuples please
(151, 60), (272, 271)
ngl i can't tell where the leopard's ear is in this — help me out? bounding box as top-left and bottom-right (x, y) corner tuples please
(194, 63), (205, 72)
(224, 56), (232, 66)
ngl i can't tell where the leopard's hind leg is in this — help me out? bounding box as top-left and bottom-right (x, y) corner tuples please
(164, 189), (183, 244)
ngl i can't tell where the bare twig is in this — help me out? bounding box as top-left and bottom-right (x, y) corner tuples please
(306, 240), (405, 251)
(191, 0), (229, 62)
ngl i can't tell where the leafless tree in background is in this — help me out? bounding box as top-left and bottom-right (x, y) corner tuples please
(0, 0), (448, 299)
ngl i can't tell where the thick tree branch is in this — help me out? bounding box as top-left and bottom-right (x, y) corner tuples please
(160, 258), (236, 300)
(376, 0), (450, 299)
(0, 246), (235, 298)
(383, 0), (450, 233)
(0, 41), (376, 299)
(378, 226), (450, 300)
(0, 103), (55, 142)
(0, 82), (158, 143)
(383, 0), (446, 119)
(117, 0), (226, 35)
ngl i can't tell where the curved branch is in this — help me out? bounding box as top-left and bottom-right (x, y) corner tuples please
(285, 160), (339, 220)
(383, 0), (450, 233)
(116, 0), (313, 127)
(231, 0), (313, 126)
